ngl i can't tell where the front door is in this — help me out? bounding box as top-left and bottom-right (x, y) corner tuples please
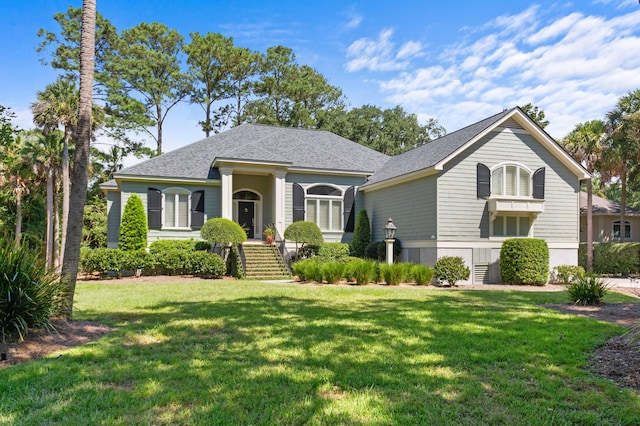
(238, 201), (255, 238)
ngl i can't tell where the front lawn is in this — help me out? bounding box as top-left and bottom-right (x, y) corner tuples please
(1, 281), (638, 425)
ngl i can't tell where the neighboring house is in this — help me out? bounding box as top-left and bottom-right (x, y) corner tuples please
(102, 107), (590, 283)
(580, 192), (640, 243)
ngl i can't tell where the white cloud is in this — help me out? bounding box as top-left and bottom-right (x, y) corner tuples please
(345, 13), (363, 29)
(345, 28), (421, 72)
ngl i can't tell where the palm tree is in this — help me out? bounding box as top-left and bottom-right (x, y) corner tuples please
(561, 120), (607, 271)
(606, 89), (640, 242)
(62, 0), (96, 319)
(0, 130), (31, 248)
(32, 77), (79, 267)
(21, 129), (64, 268)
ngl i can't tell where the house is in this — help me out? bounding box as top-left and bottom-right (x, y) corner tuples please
(580, 192), (640, 242)
(102, 107), (590, 283)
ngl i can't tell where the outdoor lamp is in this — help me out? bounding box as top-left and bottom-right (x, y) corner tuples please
(384, 218), (397, 265)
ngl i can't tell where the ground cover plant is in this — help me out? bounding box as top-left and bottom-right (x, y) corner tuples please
(0, 281), (638, 425)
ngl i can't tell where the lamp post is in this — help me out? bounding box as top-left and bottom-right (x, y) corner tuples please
(384, 218), (397, 265)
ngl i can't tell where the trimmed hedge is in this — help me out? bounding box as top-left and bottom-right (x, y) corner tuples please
(578, 242), (640, 275)
(434, 256), (470, 286)
(500, 238), (549, 285)
(119, 194), (147, 251)
(318, 242), (350, 260)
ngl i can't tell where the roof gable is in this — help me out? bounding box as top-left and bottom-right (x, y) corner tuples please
(363, 107), (589, 188)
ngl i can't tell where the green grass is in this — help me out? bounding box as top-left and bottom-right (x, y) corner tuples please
(1, 281), (638, 425)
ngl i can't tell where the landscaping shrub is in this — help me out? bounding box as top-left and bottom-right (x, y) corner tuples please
(319, 242), (350, 260)
(364, 242), (381, 260)
(149, 239), (199, 254)
(200, 218), (247, 249)
(118, 194), (147, 251)
(121, 249), (156, 274)
(365, 240), (402, 262)
(0, 238), (68, 342)
(297, 245), (320, 259)
(292, 258), (323, 282)
(381, 263), (407, 285)
(226, 245), (244, 279)
(500, 238), (549, 285)
(79, 247), (123, 276)
(154, 248), (190, 275)
(567, 274), (609, 305)
(322, 262), (345, 284)
(411, 264), (434, 286)
(349, 259), (378, 285)
(434, 256), (470, 286)
(350, 209), (371, 257)
(550, 264), (585, 284)
(579, 242), (640, 275)
(284, 221), (324, 259)
(188, 251), (226, 278)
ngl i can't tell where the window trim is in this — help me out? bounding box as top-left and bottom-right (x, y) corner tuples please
(613, 220), (631, 240)
(305, 184), (344, 232)
(162, 187), (192, 229)
(490, 162), (533, 198)
(490, 213), (532, 238)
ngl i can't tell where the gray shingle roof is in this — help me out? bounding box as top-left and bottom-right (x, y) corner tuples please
(115, 124), (390, 180)
(363, 108), (515, 186)
(580, 192), (640, 215)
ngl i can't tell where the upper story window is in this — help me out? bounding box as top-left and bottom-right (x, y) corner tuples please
(491, 164), (531, 197)
(305, 184), (343, 231)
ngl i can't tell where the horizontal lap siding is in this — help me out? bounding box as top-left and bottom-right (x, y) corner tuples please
(106, 191), (121, 246)
(363, 175), (437, 242)
(120, 181), (220, 243)
(438, 130), (580, 242)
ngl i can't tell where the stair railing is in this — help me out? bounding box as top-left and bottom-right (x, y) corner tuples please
(274, 228), (292, 274)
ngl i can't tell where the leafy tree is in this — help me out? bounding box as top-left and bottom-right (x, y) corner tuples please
(108, 22), (190, 155)
(0, 106), (29, 248)
(561, 120), (606, 271)
(520, 103), (549, 129)
(224, 46), (261, 126)
(606, 89), (640, 242)
(350, 209), (371, 258)
(61, 0), (96, 319)
(119, 194), (147, 251)
(184, 32), (234, 136)
(82, 201), (107, 248)
(284, 221), (324, 258)
(200, 218), (247, 262)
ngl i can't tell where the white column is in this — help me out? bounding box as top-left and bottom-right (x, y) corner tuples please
(386, 239), (395, 265)
(274, 171), (286, 237)
(220, 167), (233, 220)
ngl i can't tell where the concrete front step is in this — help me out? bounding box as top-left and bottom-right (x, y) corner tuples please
(242, 243), (290, 279)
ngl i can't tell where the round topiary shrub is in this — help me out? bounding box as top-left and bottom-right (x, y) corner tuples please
(200, 218), (247, 248)
(119, 194), (147, 251)
(284, 221), (323, 246)
(434, 256), (470, 286)
(500, 238), (549, 285)
(350, 209), (371, 258)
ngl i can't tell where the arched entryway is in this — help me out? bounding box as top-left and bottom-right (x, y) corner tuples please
(233, 189), (262, 239)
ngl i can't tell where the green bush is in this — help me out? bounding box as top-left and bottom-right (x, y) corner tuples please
(297, 245), (320, 259)
(381, 263), (408, 285)
(80, 248), (123, 276)
(319, 242), (350, 260)
(411, 264), (434, 286)
(434, 256), (470, 286)
(0, 238), (68, 342)
(201, 218), (247, 247)
(119, 194), (148, 251)
(364, 242), (381, 260)
(154, 249), (190, 275)
(322, 262), (345, 284)
(567, 274), (609, 305)
(226, 245), (244, 279)
(284, 221), (324, 248)
(579, 242), (640, 275)
(500, 238), (549, 285)
(188, 251), (226, 278)
(292, 258), (323, 282)
(149, 239), (199, 255)
(292, 258), (313, 282)
(550, 264), (585, 284)
(121, 249), (156, 273)
(349, 259), (378, 285)
(350, 209), (371, 257)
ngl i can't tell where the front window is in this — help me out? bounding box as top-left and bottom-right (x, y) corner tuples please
(492, 164), (531, 197)
(613, 220), (631, 240)
(493, 215), (530, 237)
(305, 185), (342, 231)
(164, 189), (190, 228)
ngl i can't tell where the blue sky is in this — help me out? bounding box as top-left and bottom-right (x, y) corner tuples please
(3, 0), (640, 156)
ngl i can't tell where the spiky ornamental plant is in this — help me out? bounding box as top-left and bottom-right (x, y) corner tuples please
(118, 194), (147, 251)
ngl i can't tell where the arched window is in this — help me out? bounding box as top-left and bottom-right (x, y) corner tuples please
(613, 220), (631, 240)
(164, 188), (190, 228)
(305, 184), (343, 231)
(491, 164), (531, 197)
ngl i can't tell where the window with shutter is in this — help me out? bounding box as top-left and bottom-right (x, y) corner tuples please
(147, 188), (162, 229)
(532, 167), (545, 199)
(191, 190), (205, 229)
(304, 184), (343, 231)
(477, 163), (491, 198)
(292, 183), (305, 222)
(343, 186), (355, 232)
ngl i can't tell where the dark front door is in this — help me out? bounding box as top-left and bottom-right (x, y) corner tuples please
(238, 201), (255, 238)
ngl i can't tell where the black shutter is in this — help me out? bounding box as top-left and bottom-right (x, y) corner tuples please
(292, 183), (305, 222)
(191, 190), (205, 229)
(343, 186), (355, 232)
(532, 167), (545, 199)
(147, 188), (162, 229)
(477, 163), (491, 199)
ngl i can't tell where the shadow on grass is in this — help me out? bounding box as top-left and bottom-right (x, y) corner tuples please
(1, 289), (639, 425)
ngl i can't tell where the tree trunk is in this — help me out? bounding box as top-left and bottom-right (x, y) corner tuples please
(14, 187), (23, 249)
(61, 0), (95, 319)
(205, 102), (211, 138)
(620, 167), (627, 243)
(156, 104), (162, 156)
(60, 129), (70, 270)
(53, 184), (60, 270)
(586, 179), (593, 272)
(45, 168), (54, 268)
